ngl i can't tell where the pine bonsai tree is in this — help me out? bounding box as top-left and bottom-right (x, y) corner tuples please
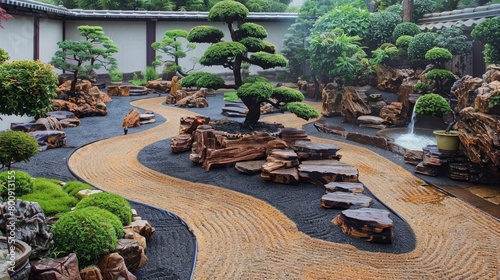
(151, 29), (198, 77)
(186, 0), (318, 129)
(50, 25), (118, 93)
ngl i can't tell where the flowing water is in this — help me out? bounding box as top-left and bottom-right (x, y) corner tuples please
(393, 97), (436, 150)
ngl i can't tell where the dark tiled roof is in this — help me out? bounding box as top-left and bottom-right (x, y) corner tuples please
(418, 4), (500, 31)
(0, 0), (298, 21)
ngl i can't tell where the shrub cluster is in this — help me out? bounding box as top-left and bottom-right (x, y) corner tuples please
(62, 181), (93, 198)
(472, 17), (500, 64)
(75, 192), (132, 226)
(413, 81), (430, 94)
(369, 11), (401, 45)
(392, 22), (421, 42)
(407, 32), (440, 62)
(20, 178), (78, 216)
(0, 131), (39, 170)
(0, 171), (34, 198)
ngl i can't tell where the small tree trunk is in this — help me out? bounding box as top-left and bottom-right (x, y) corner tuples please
(234, 55), (243, 88)
(241, 96), (261, 129)
(403, 0), (414, 22)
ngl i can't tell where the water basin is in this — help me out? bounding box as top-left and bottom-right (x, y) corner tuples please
(377, 127), (436, 153)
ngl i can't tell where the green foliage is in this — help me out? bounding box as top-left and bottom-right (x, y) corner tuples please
(0, 60), (57, 119)
(199, 42), (247, 66)
(407, 32), (440, 62)
(152, 29), (196, 74)
(75, 192), (132, 226)
(272, 86), (304, 103)
(180, 72), (225, 89)
(424, 69), (457, 81)
(436, 27), (470, 56)
(187, 26), (224, 43)
(472, 17), (500, 64)
(414, 0), (438, 21)
(20, 178), (78, 216)
(243, 75), (270, 84)
(250, 52), (287, 69)
(0, 48), (8, 64)
(208, 0), (249, 23)
(489, 93), (500, 107)
(144, 66), (159, 82)
(240, 37), (266, 53)
(62, 181), (93, 198)
(312, 6), (371, 38)
(281, 22), (310, 82)
(308, 29), (366, 85)
(368, 10), (402, 45)
(375, 0), (399, 11)
(393, 22), (421, 42)
(74, 206), (124, 239)
(283, 102), (320, 120)
(0, 131), (39, 170)
(425, 47), (452, 65)
(395, 35), (413, 49)
(370, 43), (399, 66)
(236, 23), (268, 39)
(108, 68), (123, 82)
(51, 207), (119, 267)
(223, 91), (239, 101)
(413, 81), (430, 94)
(128, 72), (146, 86)
(237, 82), (274, 102)
(414, 93), (450, 116)
(246, 0), (288, 12)
(0, 171), (33, 198)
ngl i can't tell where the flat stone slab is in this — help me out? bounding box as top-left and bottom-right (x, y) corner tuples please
(325, 182), (364, 194)
(298, 161), (359, 185)
(264, 167), (300, 185)
(321, 192), (372, 209)
(332, 208), (394, 244)
(235, 160), (267, 174)
(10, 122), (47, 132)
(46, 111), (75, 120)
(357, 115), (385, 125)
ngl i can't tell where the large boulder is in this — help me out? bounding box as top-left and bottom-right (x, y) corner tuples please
(474, 81), (500, 115)
(321, 83), (343, 117)
(451, 75), (483, 112)
(340, 86), (371, 123)
(374, 64), (406, 93)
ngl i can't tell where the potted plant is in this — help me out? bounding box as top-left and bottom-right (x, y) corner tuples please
(109, 68), (123, 84)
(414, 93), (460, 152)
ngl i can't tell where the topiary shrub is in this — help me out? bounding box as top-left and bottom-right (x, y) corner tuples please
(425, 47), (452, 66)
(471, 16), (500, 64)
(237, 81), (274, 102)
(73, 206), (124, 239)
(395, 35), (413, 49)
(51, 207), (119, 267)
(243, 75), (270, 84)
(250, 51), (287, 69)
(62, 181), (93, 198)
(75, 192), (132, 226)
(199, 42), (247, 66)
(284, 102), (320, 120)
(21, 178), (78, 216)
(414, 93), (450, 116)
(0, 131), (39, 170)
(392, 22), (421, 42)
(424, 69), (456, 81)
(180, 72), (225, 89)
(0, 171), (33, 198)
(187, 26), (224, 43)
(236, 22), (268, 39)
(437, 27), (470, 56)
(413, 0), (437, 21)
(407, 32), (440, 62)
(239, 37), (266, 53)
(0, 60), (57, 119)
(0, 48), (8, 64)
(413, 81), (430, 94)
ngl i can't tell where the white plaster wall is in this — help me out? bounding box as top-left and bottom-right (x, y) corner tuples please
(0, 15), (34, 61)
(39, 18), (64, 65)
(65, 20), (147, 74)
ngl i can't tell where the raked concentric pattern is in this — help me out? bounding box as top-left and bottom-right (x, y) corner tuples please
(68, 97), (499, 279)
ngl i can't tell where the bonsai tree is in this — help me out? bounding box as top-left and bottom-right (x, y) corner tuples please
(0, 131), (39, 170)
(424, 47), (457, 95)
(237, 76), (319, 129)
(151, 29), (197, 77)
(0, 60), (58, 119)
(50, 25), (118, 93)
(186, 0), (287, 88)
(471, 16), (500, 65)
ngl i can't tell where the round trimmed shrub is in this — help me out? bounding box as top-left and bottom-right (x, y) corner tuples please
(51, 208), (119, 267)
(239, 37), (266, 52)
(243, 75), (270, 84)
(0, 171), (33, 198)
(413, 81), (430, 94)
(199, 42), (247, 66)
(187, 26), (224, 43)
(0, 60), (57, 119)
(392, 22), (421, 42)
(407, 32), (440, 62)
(237, 22), (267, 39)
(208, 0), (249, 23)
(424, 69), (456, 81)
(74, 206), (124, 239)
(414, 93), (450, 116)
(75, 192), (132, 226)
(237, 81), (274, 102)
(63, 181), (93, 198)
(0, 131), (39, 171)
(272, 86), (304, 103)
(250, 52), (287, 69)
(395, 35), (413, 49)
(284, 102), (320, 120)
(425, 47), (452, 64)
(180, 72), (225, 89)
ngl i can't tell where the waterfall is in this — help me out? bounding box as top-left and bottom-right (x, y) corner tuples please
(407, 96), (420, 134)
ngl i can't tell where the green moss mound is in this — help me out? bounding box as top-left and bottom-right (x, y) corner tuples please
(75, 192), (132, 226)
(63, 181), (93, 198)
(51, 208), (119, 267)
(74, 206), (124, 239)
(20, 178), (78, 216)
(0, 171), (34, 198)
(223, 91), (239, 101)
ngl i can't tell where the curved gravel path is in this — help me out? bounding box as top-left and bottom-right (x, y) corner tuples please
(68, 96), (499, 279)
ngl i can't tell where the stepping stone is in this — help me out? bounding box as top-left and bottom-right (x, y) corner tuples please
(320, 192), (372, 209)
(332, 208), (394, 244)
(262, 167), (300, 185)
(291, 140), (341, 160)
(280, 128), (310, 144)
(46, 111), (75, 120)
(235, 160), (267, 174)
(325, 182), (364, 194)
(298, 160), (358, 185)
